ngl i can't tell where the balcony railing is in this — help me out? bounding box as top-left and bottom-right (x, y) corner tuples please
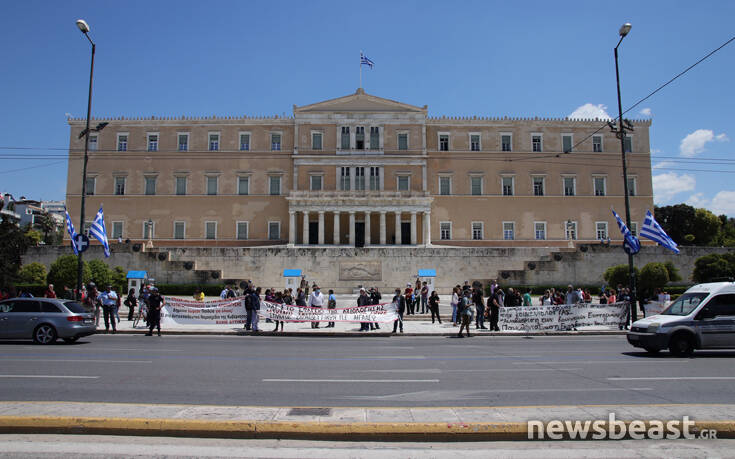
(288, 190), (430, 199)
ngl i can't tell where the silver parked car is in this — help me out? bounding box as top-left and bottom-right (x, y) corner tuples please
(0, 298), (96, 344)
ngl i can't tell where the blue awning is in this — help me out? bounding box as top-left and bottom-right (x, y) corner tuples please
(283, 269), (302, 277)
(126, 270), (147, 279)
(418, 269), (436, 277)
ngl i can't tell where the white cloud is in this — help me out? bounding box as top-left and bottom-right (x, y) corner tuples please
(651, 148), (662, 155)
(652, 172), (696, 203)
(639, 108), (652, 117)
(685, 191), (735, 217)
(653, 161), (676, 170)
(685, 192), (709, 208)
(567, 103), (612, 120)
(64, 112), (74, 119)
(679, 129), (729, 157)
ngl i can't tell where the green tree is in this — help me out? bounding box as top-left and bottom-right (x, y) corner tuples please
(35, 211), (57, 244)
(691, 253), (735, 283)
(691, 208), (721, 246)
(639, 262), (670, 298)
(664, 261), (682, 282)
(18, 262), (47, 284)
(88, 259), (113, 288)
(47, 255), (91, 290)
(25, 229), (42, 246)
(603, 264), (639, 288)
(0, 216), (32, 286)
(112, 266), (127, 294)
(654, 204), (696, 246)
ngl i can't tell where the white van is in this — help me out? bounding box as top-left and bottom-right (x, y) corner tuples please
(627, 282), (735, 356)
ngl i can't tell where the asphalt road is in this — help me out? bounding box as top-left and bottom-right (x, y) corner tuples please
(1, 334), (735, 407)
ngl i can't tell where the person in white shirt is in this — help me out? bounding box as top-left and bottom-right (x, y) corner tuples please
(98, 285), (118, 333)
(308, 285), (325, 329)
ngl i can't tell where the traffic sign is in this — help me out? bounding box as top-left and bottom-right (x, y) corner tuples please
(74, 233), (90, 253)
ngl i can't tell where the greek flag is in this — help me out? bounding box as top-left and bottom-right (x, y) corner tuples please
(641, 209), (680, 254)
(360, 52), (374, 68)
(64, 208), (79, 255)
(89, 205), (110, 257)
(611, 208), (641, 255)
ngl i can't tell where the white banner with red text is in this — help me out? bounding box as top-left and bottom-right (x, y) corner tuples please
(260, 301), (399, 323)
(499, 302), (629, 331)
(161, 297), (247, 325)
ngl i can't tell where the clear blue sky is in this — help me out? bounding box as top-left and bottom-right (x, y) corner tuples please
(1, 1), (733, 214)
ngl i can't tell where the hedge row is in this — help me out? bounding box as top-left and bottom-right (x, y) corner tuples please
(154, 284), (223, 297)
(483, 284), (692, 297)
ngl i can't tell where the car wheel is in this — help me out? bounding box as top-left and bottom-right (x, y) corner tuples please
(33, 324), (58, 345)
(643, 347), (660, 354)
(62, 336), (79, 344)
(669, 333), (694, 357)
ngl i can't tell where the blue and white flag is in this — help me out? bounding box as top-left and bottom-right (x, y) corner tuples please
(360, 52), (374, 68)
(64, 208), (79, 255)
(611, 208), (641, 255)
(641, 209), (680, 254)
(89, 205), (110, 257)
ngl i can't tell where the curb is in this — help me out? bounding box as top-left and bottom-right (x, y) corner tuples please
(0, 416), (732, 441)
(103, 330), (629, 338)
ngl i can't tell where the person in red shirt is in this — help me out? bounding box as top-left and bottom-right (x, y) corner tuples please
(44, 284), (57, 298)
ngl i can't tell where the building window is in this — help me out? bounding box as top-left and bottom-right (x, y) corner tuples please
(175, 176), (187, 195)
(594, 177), (606, 196)
(535, 222), (546, 240)
(470, 176), (482, 195)
(501, 134), (512, 152)
(503, 222), (515, 240)
(340, 126), (350, 149)
(85, 177), (96, 195)
(178, 134), (189, 152)
(596, 221), (609, 240)
(532, 134), (542, 152)
(88, 134), (98, 151)
(624, 135), (632, 153)
(238, 176), (249, 195)
(173, 221), (185, 240)
(143, 220), (155, 239)
(111, 221), (123, 239)
(355, 126), (365, 150)
(114, 176), (126, 196)
(440, 222), (451, 240)
(593, 135), (602, 152)
(439, 176), (451, 195)
(397, 175), (410, 191)
(117, 134), (128, 152)
(533, 176), (544, 196)
(206, 176), (218, 195)
(630, 222), (638, 237)
(627, 177), (637, 196)
(240, 133), (250, 151)
(310, 175), (323, 191)
(562, 134), (572, 153)
(236, 221), (248, 240)
(147, 134), (158, 152)
(144, 176), (156, 195)
(205, 221), (217, 240)
(355, 167), (365, 190)
(268, 221), (280, 240)
(565, 221), (577, 240)
(563, 177), (576, 196)
(370, 126), (380, 149)
(472, 222), (483, 240)
(369, 167), (380, 191)
(339, 167), (350, 190)
(470, 134), (481, 151)
(398, 132), (408, 151)
(312, 132), (322, 150)
(502, 176), (514, 196)
(269, 176), (281, 195)
(439, 134), (449, 151)
(209, 133), (219, 151)
(271, 133), (281, 151)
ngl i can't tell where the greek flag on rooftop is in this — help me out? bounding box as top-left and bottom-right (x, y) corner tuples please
(640, 209), (680, 254)
(360, 52), (374, 68)
(611, 208), (640, 255)
(64, 208), (79, 255)
(90, 205), (110, 257)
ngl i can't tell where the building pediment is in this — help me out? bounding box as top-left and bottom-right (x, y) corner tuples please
(294, 88), (427, 114)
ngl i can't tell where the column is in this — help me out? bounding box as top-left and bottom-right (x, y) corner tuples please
(410, 211), (417, 245)
(333, 211), (341, 245)
(288, 211), (296, 245)
(318, 211), (325, 245)
(379, 211), (387, 245)
(302, 211), (309, 245)
(364, 211), (371, 246)
(423, 210), (431, 246)
(349, 211), (356, 246)
(394, 211), (402, 245)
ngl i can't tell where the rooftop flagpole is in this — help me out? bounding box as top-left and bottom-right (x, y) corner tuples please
(359, 50), (363, 89)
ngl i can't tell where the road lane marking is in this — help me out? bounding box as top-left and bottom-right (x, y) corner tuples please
(0, 359), (152, 364)
(358, 369), (442, 373)
(263, 379), (439, 383)
(513, 360), (688, 365)
(0, 375), (99, 379)
(608, 377), (735, 381)
(452, 368), (581, 372)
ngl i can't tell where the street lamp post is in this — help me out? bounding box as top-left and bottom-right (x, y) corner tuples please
(614, 22), (638, 323)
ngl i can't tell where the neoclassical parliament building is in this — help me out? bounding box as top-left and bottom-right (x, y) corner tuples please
(65, 89), (653, 248)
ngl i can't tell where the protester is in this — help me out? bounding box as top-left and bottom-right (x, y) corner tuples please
(428, 290), (441, 324)
(145, 287), (164, 336)
(565, 284), (581, 305)
(358, 288), (371, 331)
(369, 287), (381, 330)
(272, 291), (284, 333)
(420, 282), (429, 314)
(86, 283), (100, 326)
(193, 288), (205, 301)
(404, 284), (414, 315)
(98, 285), (118, 334)
(451, 286), (460, 326)
(44, 284), (56, 298)
(473, 287), (486, 329)
(488, 287), (503, 332)
(522, 289), (532, 307)
(126, 288), (138, 321)
(457, 290), (473, 338)
(308, 285), (324, 328)
(326, 289), (336, 328)
(392, 288), (405, 333)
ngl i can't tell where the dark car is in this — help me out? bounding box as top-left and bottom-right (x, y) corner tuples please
(0, 297), (96, 344)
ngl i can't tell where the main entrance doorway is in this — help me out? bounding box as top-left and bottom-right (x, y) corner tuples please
(308, 222), (318, 245)
(401, 222), (411, 245)
(355, 222), (365, 247)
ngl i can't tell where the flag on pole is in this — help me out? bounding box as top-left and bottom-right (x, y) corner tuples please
(640, 209), (680, 254)
(360, 52), (374, 68)
(64, 208), (79, 255)
(611, 208), (640, 255)
(89, 205), (110, 257)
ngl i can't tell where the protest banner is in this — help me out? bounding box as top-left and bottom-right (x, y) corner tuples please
(260, 301), (398, 323)
(162, 297), (247, 325)
(643, 300), (670, 317)
(499, 302), (628, 331)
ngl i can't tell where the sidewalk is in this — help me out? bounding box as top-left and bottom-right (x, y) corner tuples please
(0, 401), (732, 440)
